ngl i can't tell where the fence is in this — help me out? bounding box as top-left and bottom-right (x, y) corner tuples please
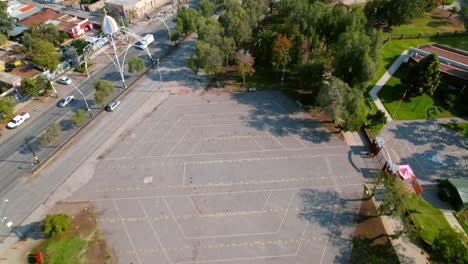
(383, 30), (468, 44)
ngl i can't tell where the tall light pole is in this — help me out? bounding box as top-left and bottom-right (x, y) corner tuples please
(72, 84), (92, 117)
(25, 139), (39, 164)
(0, 199), (8, 218)
(281, 50), (288, 89)
(156, 58), (163, 87)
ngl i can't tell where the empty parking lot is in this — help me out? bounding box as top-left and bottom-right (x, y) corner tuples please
(69, 91), (376, 263)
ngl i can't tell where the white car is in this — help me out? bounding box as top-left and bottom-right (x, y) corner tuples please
(57, 76), (72, 85)
(105, 101), (120, 112)
(7, 112), (30, 129)
(58, 95), (74, 107)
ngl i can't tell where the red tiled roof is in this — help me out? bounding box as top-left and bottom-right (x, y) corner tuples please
(418, 44), (468, 65)
(10, 65), (40, 79)
(412, 54), (468, 81)
(19, 5), (35, 13)
(18, 9), (62, 27)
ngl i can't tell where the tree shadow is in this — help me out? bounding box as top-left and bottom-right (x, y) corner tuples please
(12, 221), (46, 240)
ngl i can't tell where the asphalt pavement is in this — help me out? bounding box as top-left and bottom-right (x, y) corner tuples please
(0, 13), (177, 215)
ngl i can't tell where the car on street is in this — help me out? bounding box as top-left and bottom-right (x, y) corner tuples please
(7, 112), (30, 129)
(58, 95), (74, 107)
(105, 101), (120, 112)
(57, 76), (72, 85)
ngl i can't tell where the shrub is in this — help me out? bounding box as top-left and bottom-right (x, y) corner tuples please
(71, 109), (87, 127)
(427, 107), (441, 118)
(367, 110), (387, 126)
(39, 123), (62, 146)
(431, 228), (468, 264)
(43, 214), (70, 237)
(0, 34), (8, 46)
(170, 31), (181, 42)
(75, 63), (92, 73)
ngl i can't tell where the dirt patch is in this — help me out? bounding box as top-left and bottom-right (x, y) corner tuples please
(350, 196), (399, 263)
(432, 9), (464, 27)
(34, 202), (115, 264)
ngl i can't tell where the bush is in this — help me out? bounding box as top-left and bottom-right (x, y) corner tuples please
(0, 34), (8, 46)
(71, 109), (87, 127)
(43, 214), (70, 237)
(127, 57), (145, 73)
(367, 110), (387, 126)
(427, 106), (441, 118)
(75, 63), (92, 73)
(0, 96), (15, 116)
(39, 123), (62, 146)
(170, 31), (181, 42)
(431, 228), (468, 264)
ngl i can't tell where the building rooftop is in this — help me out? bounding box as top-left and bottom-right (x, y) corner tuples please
(409, 44), (468, 81)
(7, 0), (42, 21)
(9, 65), (40, 79)
(17, 9), (89, 34)
(106, 0), (141, 5)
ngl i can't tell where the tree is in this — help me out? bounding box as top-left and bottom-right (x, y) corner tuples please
(221, 37), (236, 66)
(0, 96), (15, 116)
(365, 0), (433, 27)
(252, 29), (277, 64)
(176, 7), (200, 35)
(379, 178), (412, 216)
(219, 0), (252, 46)
(21, 77), (47, 97)
(39, 123), (62, 146)
(26, 23), (66, 47)
(271, 34), (292, 73)
(63, 47), (79, 66)
(367, 110), (387, 126)
(70, 38), (88, 55)
(191, 41), (223, 77)
(431, 228), (468, 264)
(128, 57), (145, 73)
(26, 39), (60, 70)
(0, 1), (14, 35)
(403, 53), (440, 96)
(235, 49), (255, 87)
(71, 109), (87, 127)
(43, 214), (70, 237)
(332, 30), (381, 88)
(197, 18), (223, 47)
(94, 80), (114, 105)
(317, 76), (363, 131)
(198, 0), (216, 18)
(0, 33), (7, 46)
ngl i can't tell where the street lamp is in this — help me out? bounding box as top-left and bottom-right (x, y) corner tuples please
(72, 84), (92, 117)
(25, 139), (39, 164)
(281, 50), (288, 89)
(156, 58), (163, 87)
(0, 199), (8, 218)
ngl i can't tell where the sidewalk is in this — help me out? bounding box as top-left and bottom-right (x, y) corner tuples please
(369, 50), (409, 122)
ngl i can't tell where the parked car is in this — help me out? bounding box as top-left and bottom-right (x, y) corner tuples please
(105, 101), (120, 112)
(58, 95), (74, 107)
(57, 76), (72, 85)
(7, 112), (30, 129)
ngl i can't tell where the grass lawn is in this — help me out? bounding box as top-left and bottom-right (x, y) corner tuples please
(386, 10), (464, 38)
(453, 211), (468, 233)
(377, 65), (453, 120)
(442, 122), (468, 136)
(45, 237), (88, 264)
(405, 194), (452, 244)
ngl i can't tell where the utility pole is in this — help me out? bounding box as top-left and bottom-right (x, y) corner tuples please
(157, 58), (163, 88)
(72, 85), (92, 117)
(281, 51), (288, 89)
(25, 139), (39, 165)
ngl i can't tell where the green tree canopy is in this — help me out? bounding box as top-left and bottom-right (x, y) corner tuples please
(0, 1), (14, 35)
(39, 123), (63, 146)
(128, 57), (145, 73)
(70, 38), (88, 55)
(25, 23), (66, 47)
(176, 7), (200, 35)
(0, 96), (15, 116)
(71, 109), (87, 127)
(252, 29), (277, 64)
(271, 34), (292, 72)
(316, 76), (363, 130)
(191, 41), (223, 77)
(403, 53), (440, 96)
(332, 30), (382, 88)
(25, 39), (60, 70)
(94, 80), (114, 105)
(43, 214), (70, 237)
(198, 0), (216, 18)
(365, 0), (436, 27)
(431, 228), (468, 264)
(197, 17), (223, 47)
(219, 0), (252, 46)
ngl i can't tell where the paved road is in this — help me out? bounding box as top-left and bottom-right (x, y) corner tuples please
(0, 14), (177, 200)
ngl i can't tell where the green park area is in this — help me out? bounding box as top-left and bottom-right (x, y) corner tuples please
(31, 210), (111, 264)
(442, 122), (468, 136)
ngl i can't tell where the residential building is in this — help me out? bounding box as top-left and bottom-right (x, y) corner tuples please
(105, 0), (171, 19)
(408, 44), (468, 87)
(17, 9), (94, 38)
(6, 0), (41, 21)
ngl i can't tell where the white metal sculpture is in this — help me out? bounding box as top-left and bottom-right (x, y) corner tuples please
(83, 10), (154, 88)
